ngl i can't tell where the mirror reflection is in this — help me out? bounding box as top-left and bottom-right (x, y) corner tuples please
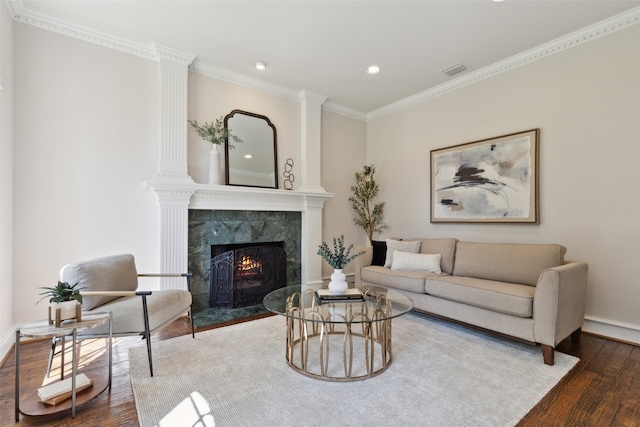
(224, 110), (278, 189)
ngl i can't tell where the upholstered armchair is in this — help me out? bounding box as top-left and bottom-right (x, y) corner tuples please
(49, 254), (194, 377)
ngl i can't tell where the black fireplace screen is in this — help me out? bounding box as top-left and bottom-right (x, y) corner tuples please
(210, 243), (286, 308)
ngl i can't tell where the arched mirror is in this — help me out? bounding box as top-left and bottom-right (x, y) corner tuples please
(224, 110), (278, 189)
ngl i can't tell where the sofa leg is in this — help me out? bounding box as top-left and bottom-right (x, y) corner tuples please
(541, 345), (555, 365)
(571, 328), (582, 344)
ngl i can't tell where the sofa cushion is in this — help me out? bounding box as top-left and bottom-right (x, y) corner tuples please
(391, 251), (442, 274)
(361, 266), (439, 294)
(452, 242), (566, 286)
(384, 239), (421, 268)
(425, 276), (535, 317)
(419, 238), (457, 275)
(61, 254), (139, 310)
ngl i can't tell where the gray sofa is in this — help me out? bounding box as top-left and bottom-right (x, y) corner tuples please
(354, 238), (588, 365)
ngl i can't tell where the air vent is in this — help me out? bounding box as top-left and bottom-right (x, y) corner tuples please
(441, 63), (469, 77)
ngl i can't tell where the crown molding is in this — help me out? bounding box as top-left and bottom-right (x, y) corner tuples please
(367, 6), (640, 121)
(188, 60), (303, 103)
(8, 1), (639, 122)
(6, 0), (157, 61)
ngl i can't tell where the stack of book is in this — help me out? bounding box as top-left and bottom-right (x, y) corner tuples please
(37, 373), (93, 405)
(316, 288), (365, 304)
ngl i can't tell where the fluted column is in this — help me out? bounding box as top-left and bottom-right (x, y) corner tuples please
(302, 195), (328, 285)
(154, 44), (196, 183)
(298, 90), (328, 192)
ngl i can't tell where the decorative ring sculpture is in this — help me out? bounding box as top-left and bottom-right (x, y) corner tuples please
(283, 158), (295, 190)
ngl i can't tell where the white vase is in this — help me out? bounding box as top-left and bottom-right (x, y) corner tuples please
(51, 300), (79, 321)
(208, 145), (222, 185)
(328, 269), (348, 294)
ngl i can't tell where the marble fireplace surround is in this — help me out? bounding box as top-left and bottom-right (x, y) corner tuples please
(142, 182), (333, 291)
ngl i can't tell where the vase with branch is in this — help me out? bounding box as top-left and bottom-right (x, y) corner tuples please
(188, 117), (243, 185)
(349, 164), (388, 245)
(317, 235), (365, 294)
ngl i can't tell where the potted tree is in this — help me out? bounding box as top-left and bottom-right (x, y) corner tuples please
(188, 117), (243, 185)
(317, 235), (365, 294)
(38, 281), (85, 326)
(349, 164), (388, 244)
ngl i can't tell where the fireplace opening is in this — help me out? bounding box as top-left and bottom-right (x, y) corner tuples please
(210, 241), (286, 308)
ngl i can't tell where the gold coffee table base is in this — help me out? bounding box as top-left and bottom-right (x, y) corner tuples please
(284, 289), (393, 382)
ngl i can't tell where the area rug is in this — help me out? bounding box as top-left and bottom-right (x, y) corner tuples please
(129, 313), (578, 427)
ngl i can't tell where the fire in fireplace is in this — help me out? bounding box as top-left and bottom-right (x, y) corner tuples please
(210, 242), (286, 308)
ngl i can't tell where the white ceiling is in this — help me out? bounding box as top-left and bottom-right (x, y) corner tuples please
(15, 0), (640, 114)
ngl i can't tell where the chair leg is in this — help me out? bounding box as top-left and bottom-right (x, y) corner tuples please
(189, 308), (195, 339)
(140, 294), (154, 377)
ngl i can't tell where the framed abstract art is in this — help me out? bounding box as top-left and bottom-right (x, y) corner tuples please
(430, 129), (539, 224)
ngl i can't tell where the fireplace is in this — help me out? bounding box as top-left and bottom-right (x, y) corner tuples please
(210, 242), (286, 308)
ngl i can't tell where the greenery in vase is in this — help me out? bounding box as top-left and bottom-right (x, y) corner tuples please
(37, 281), (84, 304)
(317, 235), (365, 269)
(349, 164), (388, 245)
(188, 116), (244, 148)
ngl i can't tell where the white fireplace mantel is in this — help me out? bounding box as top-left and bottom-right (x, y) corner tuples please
(147, 48), (331, 290)
(144, 180), (334, 288)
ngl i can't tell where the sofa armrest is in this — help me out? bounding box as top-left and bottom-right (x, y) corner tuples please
(354, 247), (373, 286)
(533, 261), (588, 347)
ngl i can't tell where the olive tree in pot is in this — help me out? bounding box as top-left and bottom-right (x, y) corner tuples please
(349, 164), (388, 245)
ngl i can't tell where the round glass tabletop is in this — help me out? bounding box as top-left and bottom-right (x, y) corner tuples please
(263, 284), (413, 324)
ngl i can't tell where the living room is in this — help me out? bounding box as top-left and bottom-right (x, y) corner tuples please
(1, 1), (639, 425)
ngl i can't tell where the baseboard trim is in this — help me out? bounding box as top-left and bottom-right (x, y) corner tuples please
(583, 315), (640, 346)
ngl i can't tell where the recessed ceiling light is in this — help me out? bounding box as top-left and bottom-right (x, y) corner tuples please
(244, 154), (253, 159)
(493, 0), (505, 2)
(254, 61), (268, 70)
(366, 65), (381, 75)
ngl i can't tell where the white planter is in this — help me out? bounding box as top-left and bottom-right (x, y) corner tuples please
(208, 145), (223, 185)
(51, 300), (80, 321)
(328, 269), (348, 294)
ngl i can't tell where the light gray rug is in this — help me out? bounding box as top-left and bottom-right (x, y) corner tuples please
(129, 313), (578, 427)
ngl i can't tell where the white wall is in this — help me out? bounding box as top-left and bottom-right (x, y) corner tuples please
(0, 1), (15, 359)
(367, 24), (640, 343)
(320, 110), (367, 278)
(11, 23), (160, 325)
(187, 72), (301, 187)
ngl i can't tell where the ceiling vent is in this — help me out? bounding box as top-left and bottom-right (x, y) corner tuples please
(441, 63), (469, 77)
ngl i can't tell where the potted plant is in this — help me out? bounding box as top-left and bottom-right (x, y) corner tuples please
(38, 281), (85, 324)
(317, 235), (365, 294)
(188, 117), (243, 185)
(349, 164), (388, 244)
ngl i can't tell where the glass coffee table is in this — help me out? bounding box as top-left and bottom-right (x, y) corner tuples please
(263, 284), (413, 382)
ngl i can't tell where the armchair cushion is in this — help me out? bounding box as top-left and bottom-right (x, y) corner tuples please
(61, 254), (139, 310)
(84, 289), (192, 335)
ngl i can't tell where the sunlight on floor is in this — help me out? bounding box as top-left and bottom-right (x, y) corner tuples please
(158, 391), (215, 427)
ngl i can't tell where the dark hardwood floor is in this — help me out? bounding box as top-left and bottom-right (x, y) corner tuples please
(1, 316), (638, 427)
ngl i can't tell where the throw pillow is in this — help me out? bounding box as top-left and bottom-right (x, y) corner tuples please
(391, 251), (442, 274)
(384, 239), (421, 268)
(371, 240), (387, 266)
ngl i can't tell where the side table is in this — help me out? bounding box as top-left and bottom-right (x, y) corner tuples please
(15, 311), (112, 421)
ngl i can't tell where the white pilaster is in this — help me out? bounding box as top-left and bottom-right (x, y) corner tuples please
(302, 195), (328, 285)
(298, 90), (328, 192)
(152, 188), (195, 289)
(154, 44), (197, 184)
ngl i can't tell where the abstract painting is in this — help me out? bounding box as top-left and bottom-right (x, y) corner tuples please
(430, 129), (539, 223)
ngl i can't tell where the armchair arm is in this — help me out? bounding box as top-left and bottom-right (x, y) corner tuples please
(353, 247), (373, 286)
(533, 261), (589, 347)
(138, 273), (193, 292)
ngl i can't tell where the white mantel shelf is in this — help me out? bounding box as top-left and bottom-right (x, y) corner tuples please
(143, 179), (334, 288)
(143, 180), (334, 211)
